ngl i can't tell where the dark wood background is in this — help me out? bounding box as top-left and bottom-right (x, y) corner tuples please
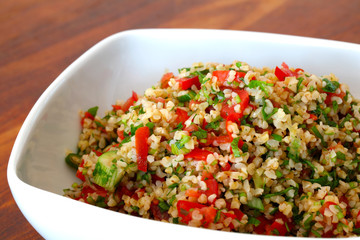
(1, 0), (359, 239)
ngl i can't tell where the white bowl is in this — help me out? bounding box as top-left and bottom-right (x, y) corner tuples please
(8, 29), (360, 240)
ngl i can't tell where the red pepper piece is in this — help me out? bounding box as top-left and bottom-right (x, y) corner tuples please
(122, 91), (138, 112)
(76, 159), (86, 181)
(184, 148), (213, 161)
(203, 178), (219, 203)
(177, 200), (207, 224)
(212, 70), (246, 86)
(220, 90), (249, 122)
(176, 76), (201, 90)
(175, 108), (189, 126)
(160, 72), (174, 88)
(135, 126), (150, 172)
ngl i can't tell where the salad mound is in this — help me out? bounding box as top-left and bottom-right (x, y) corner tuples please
(64, 61), (360, 237)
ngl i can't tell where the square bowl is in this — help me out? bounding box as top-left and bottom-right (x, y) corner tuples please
(7, 29), (360, 239)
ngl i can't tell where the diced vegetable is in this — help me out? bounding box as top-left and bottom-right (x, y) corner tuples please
(93, 151), (125, 191)
(184, 148), (213, 160)
(122, 91), (138, 112)
(135, 126), (150, 172)
(65, 153), (82, 169)
(176, 76), (201, 90)
(247, 197), (264, 211)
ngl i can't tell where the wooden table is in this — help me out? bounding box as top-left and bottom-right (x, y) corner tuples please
(1, 0), (359, 239)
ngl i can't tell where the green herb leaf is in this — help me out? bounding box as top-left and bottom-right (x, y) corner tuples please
(214, 210), (221, 223)
(248, 80), (274, 97)
(311, 126), (327, 148)
(87, 106), (99, 117)
(231, 137), (242, 157)
(248, 217), (261, 227)
(297, 77), (304, 92)
(336, 151), (346, 161)
(322, 78), (339, 93)
(94, 121), (104, 128)
(146, 122), (155, 130)
(272, 134), (282, 141)
(168, 183), (179, 189)
(192, 128), (208, 139)
(264, 187), (295, 198)
(158, 201), (170, 212)
(339, 114), (352, 128)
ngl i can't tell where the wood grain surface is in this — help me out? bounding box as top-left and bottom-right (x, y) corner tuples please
(1, 0), (359, 239)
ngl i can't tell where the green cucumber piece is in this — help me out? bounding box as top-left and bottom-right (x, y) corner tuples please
(93, 151), (124, 191)
(253, 171), (265, 189)
(247, 197), (264, 211)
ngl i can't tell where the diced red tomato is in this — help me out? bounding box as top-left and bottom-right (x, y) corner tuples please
(295, 68), (304, 74)
(117, 129), (125, 140)
(115, 185), (134, 200)
(177, 200), (217, 226)
(212, 70), (230, 83)
(76, 184), (107, 202)
(122, 91), (138, 112)
(200, 206), (217, 226)
(212, 70), (246, 86)
(204, 178), (219, 203)
(274, 212), (293, 230)
(324, 91), (346, 105)
(177, 200), (207, 224)
(92, 149), (103, 156)
(76, 159), (86, 181)
(254, 215), (271, 234)
(80, 111), (95, 126)
(212, 135), (233, 145)
(309, 113), (318, 121)
(112, 104), (122, 111)
(199, 132), (215, 147)
(131, 188), (145, 200)
(322, 230), (335, 238)
(183, 124), (199, 133)
(356, 210), (360, 228)
(184, 148), (213, 161)
(221, 162), (231, 171)
(176, 76), (201, 90)
(185, 188), (202, 198)
(320, 201), (337, 216)
(135, 126), (150, 172)
(175, 108), (189, 126)
(274, 62), (299, 81)
(201, 170), (214, 181)
(275, 66), (288, 82)
(160, 72), (174, 88)
(232, 209), (245, 220)
(222, 209), (245, 230)
(84, 111), (95, 120)
(266, 220), (287, 236)
(220, 90), (249, 122)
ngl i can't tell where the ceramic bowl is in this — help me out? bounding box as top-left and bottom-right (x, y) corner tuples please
(8, 29), (360, 239)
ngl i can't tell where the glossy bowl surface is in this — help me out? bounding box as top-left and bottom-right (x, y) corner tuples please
(8, 29), (360, 239)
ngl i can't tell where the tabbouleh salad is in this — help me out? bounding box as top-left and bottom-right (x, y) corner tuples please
(64, 61), (360, 237)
